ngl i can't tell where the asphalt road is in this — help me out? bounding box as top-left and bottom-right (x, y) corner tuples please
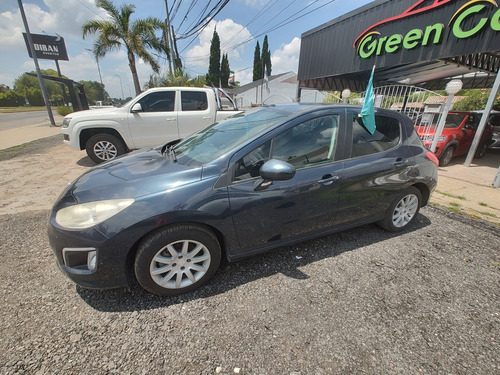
(0, 136), (499, 375)
(0, 110), (56, 130)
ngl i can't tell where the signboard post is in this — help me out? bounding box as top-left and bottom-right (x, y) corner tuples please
(18, 0), (55, 125)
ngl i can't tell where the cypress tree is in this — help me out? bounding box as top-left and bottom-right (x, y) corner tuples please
(207, 28), (221, 86)
(252, 41), (262, 82)
(262, 35), (272, 76)
(221, 54), (230, 88)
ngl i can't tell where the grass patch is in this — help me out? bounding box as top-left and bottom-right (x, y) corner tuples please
(479, 202), (488, 207)
(446, 202), (462, 213)
(435, 190), (467, 200)
(472, 210), (500, 219)
(0, 106), (54, 113)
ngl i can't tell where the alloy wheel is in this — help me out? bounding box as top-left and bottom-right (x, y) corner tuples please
(94, 141), (118, 161)
(392, 194), (419, 228)
(149, 239), (211, 289)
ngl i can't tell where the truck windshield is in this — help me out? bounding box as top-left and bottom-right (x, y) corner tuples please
(172, 106), (291, 165)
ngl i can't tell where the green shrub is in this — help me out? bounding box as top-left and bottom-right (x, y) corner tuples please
(57, 106), (73, 116)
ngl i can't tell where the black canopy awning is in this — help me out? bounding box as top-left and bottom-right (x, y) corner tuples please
(298, 0), (500, 91)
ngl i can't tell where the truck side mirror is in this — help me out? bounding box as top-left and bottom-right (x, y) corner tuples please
(131, 103), (143, 113)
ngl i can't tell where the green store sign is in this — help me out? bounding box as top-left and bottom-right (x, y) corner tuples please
(355, 0), (500, 59)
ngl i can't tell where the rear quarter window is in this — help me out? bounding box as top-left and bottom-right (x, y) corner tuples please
(350, 113), (401, 158)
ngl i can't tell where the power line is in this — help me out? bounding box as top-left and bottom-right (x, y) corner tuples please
(219, 0), (280, 50)
(181, 0), (337, 65)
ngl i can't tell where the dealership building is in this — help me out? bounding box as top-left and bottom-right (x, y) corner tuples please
(297, 0), (500, 167)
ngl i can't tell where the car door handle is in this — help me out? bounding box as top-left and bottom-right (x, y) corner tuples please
(393, 158), (408, 167)
(203, 116), (212, 120)
(318, 175), (340, 185)
(166, 118), (176, 122)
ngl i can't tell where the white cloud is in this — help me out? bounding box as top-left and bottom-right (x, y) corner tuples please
(0, 0), (105, 51)
(271, 37), (301, 75)
(184, 19), (252, 70)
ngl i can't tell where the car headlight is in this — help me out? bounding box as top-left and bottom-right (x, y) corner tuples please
(55, 199), (135, 229)
(62, 117), (72, 128)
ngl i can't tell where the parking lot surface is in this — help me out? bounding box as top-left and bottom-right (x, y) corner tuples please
(0, 132), (499, 374)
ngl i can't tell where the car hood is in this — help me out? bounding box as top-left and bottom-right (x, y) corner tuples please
(66, 106), (125, 120)
(68, 148), (204, 203)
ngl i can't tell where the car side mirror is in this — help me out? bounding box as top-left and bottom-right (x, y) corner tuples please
(131, 103), (143, 113)
(254, 159), (296, 191)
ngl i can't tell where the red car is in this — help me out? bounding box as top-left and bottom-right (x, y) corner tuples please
(416, 111), (493, 167)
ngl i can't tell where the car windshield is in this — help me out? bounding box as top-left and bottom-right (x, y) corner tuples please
(444, 113), (467, 128)
(172, 106), (293, 165)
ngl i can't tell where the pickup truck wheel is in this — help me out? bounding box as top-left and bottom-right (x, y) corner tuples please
(86, 134), (126, 163)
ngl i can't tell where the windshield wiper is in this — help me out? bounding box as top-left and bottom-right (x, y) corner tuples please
(168, 146), (177, 162)
(161, 139), (181, 162)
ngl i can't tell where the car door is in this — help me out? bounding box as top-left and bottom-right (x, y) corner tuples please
(127, 90), (178, 148)
(227, 111), (345, 255)
(456, 113), (477, 155)
(335, 110), (413, 226)
(177, 90), (215, 138)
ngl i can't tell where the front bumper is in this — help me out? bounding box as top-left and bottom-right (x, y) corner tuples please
(47, 220), (131, 289)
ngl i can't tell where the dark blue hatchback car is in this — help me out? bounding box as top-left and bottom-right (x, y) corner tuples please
(48, 104), (438, 296)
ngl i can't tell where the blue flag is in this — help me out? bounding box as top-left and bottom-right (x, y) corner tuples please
(361, 66), (376, 135)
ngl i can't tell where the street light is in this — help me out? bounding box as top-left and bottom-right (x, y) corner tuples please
(430, 79), (463, 153)
(342, 88), (351, 104)
(115, 74), (124, 100)
(85, 48), (104, 101)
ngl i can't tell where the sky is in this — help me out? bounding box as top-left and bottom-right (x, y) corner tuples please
(0, 0), (372, 100)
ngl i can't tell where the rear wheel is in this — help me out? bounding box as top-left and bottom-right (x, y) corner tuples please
(85, 133), (126, 164)
(377, 187), (422, 232)
(438, 146), (455, 167)
(135, 224), (221, 296)
(474, 142), (488, 159)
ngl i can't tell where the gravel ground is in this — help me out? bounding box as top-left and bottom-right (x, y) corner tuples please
(0, 137), (499, 374)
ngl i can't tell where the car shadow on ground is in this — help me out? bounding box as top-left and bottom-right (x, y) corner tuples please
(76, 156), (95, 167)
(76, 213), (432, 312)
(444, 148), (500, 168)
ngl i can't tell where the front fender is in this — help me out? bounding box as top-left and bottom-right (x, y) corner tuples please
(73, 120), (134, 150)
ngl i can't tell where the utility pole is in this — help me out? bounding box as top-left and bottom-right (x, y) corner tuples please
(17, 0), (55, 126)
(164, 0), (173, 74)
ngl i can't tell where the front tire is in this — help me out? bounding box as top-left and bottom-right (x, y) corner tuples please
(438, 146), (455, 167)
(135, 225), (221, 296)
(377, 187), (422, 232)
(85, 133), (126, 164)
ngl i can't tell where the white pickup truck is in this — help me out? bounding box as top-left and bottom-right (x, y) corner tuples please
(61, 87), (240, 163)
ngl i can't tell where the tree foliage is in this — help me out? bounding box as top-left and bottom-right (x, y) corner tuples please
(453, 89), (500, 111)
(12, 69), (67, 106)
(206, 29), (221, 86)
(261, 35), (272, 76)
(82, 0), (167, 96)
(145, 69), (205, 88)
(252, 41), (262, 82)
(221, 54), (230, 88)
(79, 80), (109, 104)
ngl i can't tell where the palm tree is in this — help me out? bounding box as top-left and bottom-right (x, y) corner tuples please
(82, 0), (167, 96)
(144, 69), (205, 89)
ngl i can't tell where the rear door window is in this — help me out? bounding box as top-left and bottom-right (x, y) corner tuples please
(181, 91), (208, 111)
